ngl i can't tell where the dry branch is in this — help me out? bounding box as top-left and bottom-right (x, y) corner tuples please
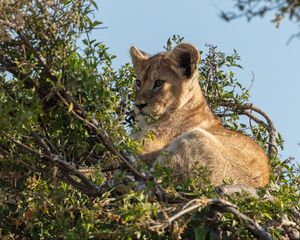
(211, 199), (273, 240)
(8, 135), (103, 196)
(151, 197), (273, 240)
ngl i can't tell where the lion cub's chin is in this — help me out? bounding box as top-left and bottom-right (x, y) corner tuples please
(134, 111), (162, 128)
(134, 106), (165, 119)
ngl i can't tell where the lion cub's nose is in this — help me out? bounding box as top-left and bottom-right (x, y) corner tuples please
(136, 103), (148, 110)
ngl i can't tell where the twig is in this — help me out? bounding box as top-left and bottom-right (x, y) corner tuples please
(0, 19), (17, 29)
(30, 132), (103, 193)
(8, 135), (103, 196)
(168, 198), (209, 223)
(149, 198), (208, 231)
(56, 90), (147, 180)
(31, 131), (52, 156)
(0, 55), (30, 82)
(36, 118), (60, 154)
(79, 145), (96, 164)
(290, 207), (300, 224)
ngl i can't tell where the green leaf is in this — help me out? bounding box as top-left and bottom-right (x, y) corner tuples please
(195, 226), (206, 240)
(68, 102), (74, 112)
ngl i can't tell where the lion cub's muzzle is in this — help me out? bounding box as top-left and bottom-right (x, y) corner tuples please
(136, 103), (148, 111)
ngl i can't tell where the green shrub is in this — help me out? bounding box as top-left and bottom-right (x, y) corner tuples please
(0, 1), (299, 239)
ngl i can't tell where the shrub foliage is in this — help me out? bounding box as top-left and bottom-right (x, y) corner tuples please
(0, 1), (299, 239)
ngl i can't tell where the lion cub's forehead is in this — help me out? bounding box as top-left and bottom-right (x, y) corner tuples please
(139, 53), (173, 82)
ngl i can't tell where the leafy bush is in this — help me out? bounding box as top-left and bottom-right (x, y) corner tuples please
(0, 1), (299, 239)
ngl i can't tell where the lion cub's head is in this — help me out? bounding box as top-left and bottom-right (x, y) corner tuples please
(130, 43), (201, 117)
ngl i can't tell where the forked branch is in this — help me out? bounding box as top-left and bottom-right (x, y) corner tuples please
(151, 198), (273, 240)
(7, 135), (103, 196)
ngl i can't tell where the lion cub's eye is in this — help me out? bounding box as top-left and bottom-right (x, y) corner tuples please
(135, 79), (141, 88)
(153, 79), (165, 89)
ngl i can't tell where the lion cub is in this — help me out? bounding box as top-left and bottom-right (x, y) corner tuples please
(130, 43), (269, 188)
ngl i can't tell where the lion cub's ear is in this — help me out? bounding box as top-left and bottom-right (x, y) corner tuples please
(130, 46), (149, 73)
(169, 43), (200, 79)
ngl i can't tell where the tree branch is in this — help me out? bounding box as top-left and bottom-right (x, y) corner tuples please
(210, 198), (273, 240)
(7, 135), (103, 196)
(151, 197), (273, 240)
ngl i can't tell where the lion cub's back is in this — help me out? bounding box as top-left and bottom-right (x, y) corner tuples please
(157, 127), (269, 187)
(212, 128), (270, 187)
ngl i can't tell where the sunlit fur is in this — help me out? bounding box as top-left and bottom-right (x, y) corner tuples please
(130, 43), (269, 187)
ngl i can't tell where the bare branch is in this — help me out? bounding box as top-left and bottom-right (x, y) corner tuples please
(211, 199), (273, 240)
(35, 120), (60, 155)
(7, 135), (103, 196)
(151, 197), (273, 240)
(290, 207), (300, 224)
(149, 198), (208, 231)
(0, 19), (17, 29)
(31, 131), (52, 156)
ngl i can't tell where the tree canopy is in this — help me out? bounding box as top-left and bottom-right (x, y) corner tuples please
(0, 1), (299, 239)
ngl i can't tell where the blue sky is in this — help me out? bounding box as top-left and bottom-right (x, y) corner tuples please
(93, 0), (300, 161)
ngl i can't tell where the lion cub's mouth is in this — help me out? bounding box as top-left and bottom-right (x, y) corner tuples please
(134, 105), (162, 118)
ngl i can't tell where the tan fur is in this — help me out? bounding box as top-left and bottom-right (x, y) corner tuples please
(130, 43), (269, 188)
